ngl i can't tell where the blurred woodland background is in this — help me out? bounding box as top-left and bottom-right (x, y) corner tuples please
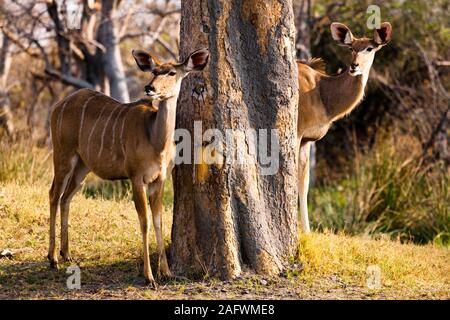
(0, 0), (448, 245)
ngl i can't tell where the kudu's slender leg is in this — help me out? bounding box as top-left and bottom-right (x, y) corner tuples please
(299, 142), (311, 233)
(132, 181), (156, 287)
(149, 179), (171, 279)
(48, 154), (78, 268)
(59, 156), (90, 261)
(48, 179), (59, 268)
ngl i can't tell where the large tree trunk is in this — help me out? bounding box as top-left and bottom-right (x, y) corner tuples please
(171, 0), (299, 279)
(97, 0), (129, 102)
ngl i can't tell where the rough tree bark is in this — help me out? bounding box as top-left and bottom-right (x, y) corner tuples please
(171, 0), (299, 279)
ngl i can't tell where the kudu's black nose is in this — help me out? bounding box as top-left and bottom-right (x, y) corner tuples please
(351, 63), (359, 69)
(145, 84), (155, 93)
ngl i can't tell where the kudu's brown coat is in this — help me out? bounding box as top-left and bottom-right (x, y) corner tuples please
(297, 22), (392, 233)
(48, 49), (209, 287)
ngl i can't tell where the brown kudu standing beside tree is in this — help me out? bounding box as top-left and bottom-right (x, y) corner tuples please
(297, 22), (392, 233)
(48, 48), (209, 287)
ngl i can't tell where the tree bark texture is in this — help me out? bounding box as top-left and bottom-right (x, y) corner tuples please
(171, 0), (299, 279)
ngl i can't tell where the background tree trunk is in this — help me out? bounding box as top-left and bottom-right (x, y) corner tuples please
(46, 0), (71, 75)
(293, 0), (312, 60)
(171, 0), (299, 279)
(0, 31), (14, 137)
(44, 0), (129, 101)
(97, 0), (130, 102)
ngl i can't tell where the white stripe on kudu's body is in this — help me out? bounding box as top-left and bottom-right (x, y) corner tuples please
(98, 105), (121, 159)
(78, 94), (99, 144)
(48, 48), (210, 287)
(85, 103), (110, 163)
(296, 22), (392, 233)
(111, 107), (128, 157)
(56, 100), (67, 144)
(119, 108), (127, 157)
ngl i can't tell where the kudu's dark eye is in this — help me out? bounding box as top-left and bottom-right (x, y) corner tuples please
(367, 47), (373, 52)
(168, 71), (176, 76)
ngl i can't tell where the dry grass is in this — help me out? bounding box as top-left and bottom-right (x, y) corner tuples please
(0, 181), (449, 299)
(296, 231), (449, 299)
(0, 137), (449, 299)
(311, 134), (450, 245)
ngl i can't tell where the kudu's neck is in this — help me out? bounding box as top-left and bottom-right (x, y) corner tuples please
(150, 82), (181, 153)
(319, 67), (371, 122)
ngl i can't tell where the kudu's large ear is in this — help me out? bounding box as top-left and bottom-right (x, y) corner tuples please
(374, 22), (392, 46)
(183, 48), (209, 72)
(132, 49), (158, 72)
(330, 22), (354, 47)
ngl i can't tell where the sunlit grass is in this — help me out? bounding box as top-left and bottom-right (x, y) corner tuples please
(1, 176), (449, 299)
(0, 137), (449, 299)
(296, 231), (449, 298)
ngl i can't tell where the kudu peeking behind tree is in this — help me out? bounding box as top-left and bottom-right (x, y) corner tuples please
(297, 22), (392, 233)
(48, 48), (209, 287)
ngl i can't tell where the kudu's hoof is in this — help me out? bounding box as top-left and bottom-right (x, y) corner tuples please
(59, 250), (72, 262)
(145, 278), (158, 290)
(48, 255), (59, 270)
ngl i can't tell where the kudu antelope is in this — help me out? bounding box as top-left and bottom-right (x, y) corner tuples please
(48, 48), (209, 286)
(297, 22), (392, 233)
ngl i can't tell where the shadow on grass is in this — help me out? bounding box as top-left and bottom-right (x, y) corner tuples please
(0, 253), (193, 298)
